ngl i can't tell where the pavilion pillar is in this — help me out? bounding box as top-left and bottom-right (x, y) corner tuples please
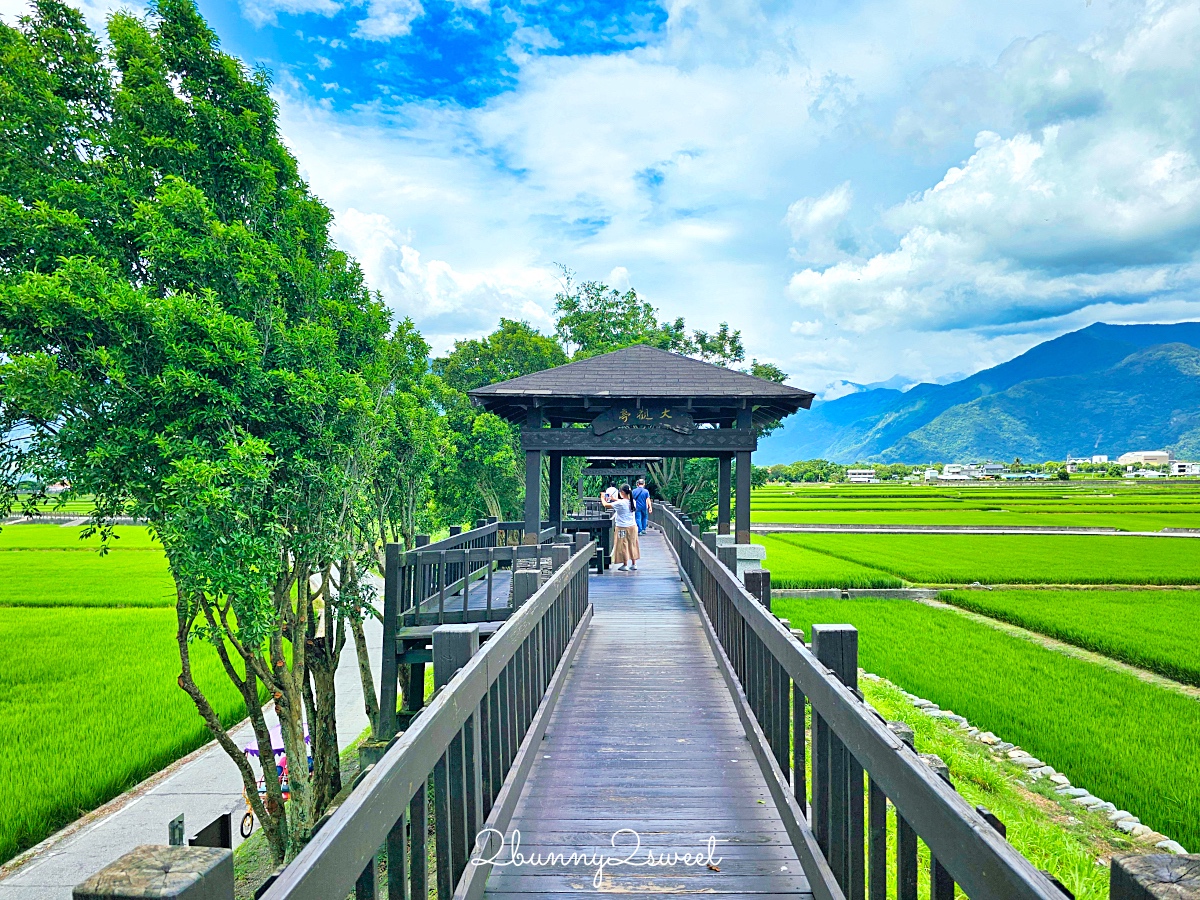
(735, 452), (752, 544)
(524, 450), (542, 543)
(523, 410), (543, 544)
(717, 454), (732, 535)
(548, 452), (563, 534)
(735, 407), (753, 544)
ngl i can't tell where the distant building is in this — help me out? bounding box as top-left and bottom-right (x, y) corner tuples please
(923, 468), (939, 482)
(1132, 469), (1165, 478)
(1118, 450), (1171, 466)
(1171, 461), (1200, 476)
(846, 468), (877, 483)
(1092, 455), (1109, 464)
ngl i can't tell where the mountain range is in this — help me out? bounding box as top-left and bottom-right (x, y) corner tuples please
(758, 322), (1200, 464)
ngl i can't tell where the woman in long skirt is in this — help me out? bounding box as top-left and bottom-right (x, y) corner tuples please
(603, 484), (641, 571)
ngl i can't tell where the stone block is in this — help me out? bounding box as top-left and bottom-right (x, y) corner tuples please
(733, 543), (766, 580)
(74, 845), (232, 900)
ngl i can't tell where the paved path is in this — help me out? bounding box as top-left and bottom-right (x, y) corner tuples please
(0, 602), (382, 900)
(483, 531), (812, 900)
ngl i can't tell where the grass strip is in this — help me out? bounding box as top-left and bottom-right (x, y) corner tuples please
(773, 595), (1200, 851)
(0, 525), (160, 551)
(861, 676), (1141, 899)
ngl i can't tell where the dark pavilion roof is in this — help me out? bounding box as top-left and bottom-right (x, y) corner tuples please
(469, 345), (815, 427)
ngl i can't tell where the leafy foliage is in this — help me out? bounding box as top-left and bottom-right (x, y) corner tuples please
(0, 0), (406, 860)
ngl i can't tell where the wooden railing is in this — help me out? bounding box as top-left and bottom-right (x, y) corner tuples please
(652, 503), (1072, 900)
(257, 540), (594, 900)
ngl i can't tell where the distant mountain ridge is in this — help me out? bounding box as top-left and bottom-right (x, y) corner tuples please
(759, 322), (1200, 464)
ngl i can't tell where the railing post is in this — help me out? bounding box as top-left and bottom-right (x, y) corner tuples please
(717, 544), (736, 572)
(432, 625), (480, 900)
(921, 754), (955, 900)
(813, 624), (864, 900)
(73, 846), (233, 900)
(743, 568), (771, 612)
(1110, 854), (1200, 899)
(550, 543), (572, 571)
(512, 569), (540, 608)
(380, 543), (401, 738)
(889, 721), (918, 900)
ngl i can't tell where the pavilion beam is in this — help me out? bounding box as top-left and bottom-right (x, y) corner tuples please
(718, 454), (732, 536)
(735, 407), (753, 544)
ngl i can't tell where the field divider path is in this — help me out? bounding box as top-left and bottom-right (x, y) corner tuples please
(914, 596), (1200, 702)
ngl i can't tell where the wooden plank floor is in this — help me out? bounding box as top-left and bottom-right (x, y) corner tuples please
(413, 569), (514, 616)
(483, 530), (812, 899)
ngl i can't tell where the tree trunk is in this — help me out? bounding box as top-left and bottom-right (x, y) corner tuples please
(307, 638), (342, 813)
(174, 593), (289, 862)
(351, 612), (380, 739)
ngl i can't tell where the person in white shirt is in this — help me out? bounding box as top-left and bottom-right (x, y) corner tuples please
(602, 483), (640, 571)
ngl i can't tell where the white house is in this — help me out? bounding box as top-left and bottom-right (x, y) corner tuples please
(1171, 461), (1200, 476)
(846, 468), (876, 483)
(1118, 450), (1170, 466)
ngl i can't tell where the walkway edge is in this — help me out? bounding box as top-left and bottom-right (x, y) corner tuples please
(655, 526), (845, 900)
(456, 602), (593, 900)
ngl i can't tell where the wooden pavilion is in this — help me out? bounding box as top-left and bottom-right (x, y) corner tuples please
(468, 344), (814, 543)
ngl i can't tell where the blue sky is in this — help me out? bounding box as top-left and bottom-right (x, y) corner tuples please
(6, 0), (1200, 395)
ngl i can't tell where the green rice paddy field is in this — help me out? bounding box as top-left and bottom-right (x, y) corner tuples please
(940, 588), (1200, 686)
(0, 523), (241, 864)
(0, 607), (247, 863)
(775, 595), (1200, 853)
(757, 531), (1200, 585)
(753, 481), (1200, 858)
(751, 482), (1200, 531)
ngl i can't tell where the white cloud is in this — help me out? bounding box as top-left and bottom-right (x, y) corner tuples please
(786, 183), (852, 241)
(789, 1), (1200, 334)
(269, 0), (1200, 388)
(331, 208), (557, 349)
(240, 0), (342, 27)
(352, 0), (424, 40)
(790, 320), (823, 335)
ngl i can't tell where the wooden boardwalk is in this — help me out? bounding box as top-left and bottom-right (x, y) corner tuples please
(483, 530), (812, 899)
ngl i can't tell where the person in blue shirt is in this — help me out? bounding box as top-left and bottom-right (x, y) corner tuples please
(632, 478), (653, 534)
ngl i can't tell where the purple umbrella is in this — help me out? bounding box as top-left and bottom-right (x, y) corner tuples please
(243, 724), (310, 758)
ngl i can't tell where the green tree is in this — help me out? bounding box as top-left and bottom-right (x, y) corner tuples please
(0, 0), (403, 861)
(552, 269), (743, 365)
(432, 318), (566, 392)
(431, 320), (566, 525)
